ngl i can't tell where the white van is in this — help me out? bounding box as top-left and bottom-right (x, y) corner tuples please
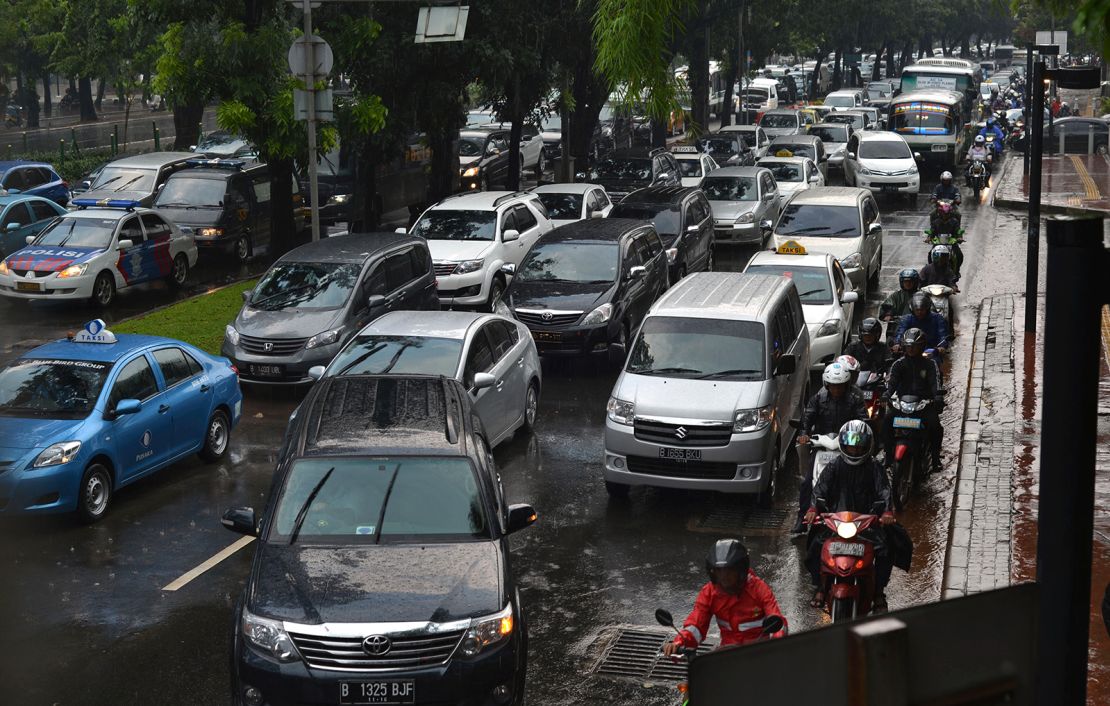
(749, 77), (780, 109)
(824, 89), (864, 110)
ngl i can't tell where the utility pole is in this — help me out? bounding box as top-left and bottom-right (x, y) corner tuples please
(301, 0), (321, 242)
(737, 3), (744, 125)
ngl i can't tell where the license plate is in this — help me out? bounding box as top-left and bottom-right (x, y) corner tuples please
(16, 281), (41, 292)
(892, 416), (923, 429)
(531, 330), (561, 343)
(248, 364), (283, 378)
(339, 681), (415, 705)
(828, 541), (865, 557)
(931, 144), (948, 152)
(658, 447), (702, 461)
(881, 184), (898, 193)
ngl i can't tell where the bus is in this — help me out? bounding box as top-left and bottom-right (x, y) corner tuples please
(994, 45), (1016, 67)
(899, 63), (981, 113)
(888, 90), (970, 168)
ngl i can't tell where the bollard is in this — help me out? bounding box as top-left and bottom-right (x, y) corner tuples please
(153, 123), (160, 150)
(20, 132), (26, 152)
(113, 125), (119, 155)
(1089, 125), (1095, 155)
(197, 122), (204, 146)
(1059, 130), (1065, 155)
(59, 138), (65, 162)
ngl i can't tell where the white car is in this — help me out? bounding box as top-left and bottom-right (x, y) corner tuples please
(807, 123), (853, 171)
(756, 156), (824, 206)
(529, 183), (613, 227)
(743, 244), (858, 370)
(843, 131), (921, 196)
(670, 145), (719, 187)
(719, 124), (771, 160)
(486, 122), (546, 176)
(407, 191), (553, 309)
(0, 202), (197, 307)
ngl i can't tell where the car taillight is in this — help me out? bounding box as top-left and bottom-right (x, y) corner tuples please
(62, 180), (69, 190)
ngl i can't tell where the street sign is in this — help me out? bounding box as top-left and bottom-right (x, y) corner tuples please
(288, 35), (333, 80)
(294, 88), (333, 121)
(1035, 31), (1068, 56)
(414, 6), (469, 43)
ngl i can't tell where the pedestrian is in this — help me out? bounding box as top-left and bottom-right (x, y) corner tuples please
(1051, 97), (1061, 117)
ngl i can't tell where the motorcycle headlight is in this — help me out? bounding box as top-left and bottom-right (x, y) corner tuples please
(454, 259), (485, 275)
(241, 609), (300, 663)
(582, 302), (612, 326)
(733, 405), (773, 433)
(735, 212), (755, 224)
(835, 520), (858, 539)
(606, 397), (635, 425)
(33, 440), (82, 468)
(816, 319), (841, 338)
(665, 247), (678, 264)
(57, 263), (88, 279)
(461, 166), (480, 178)
(305, 329), (340, 349)
(224, 324), (240, 346)
(839, 252), (862, 269)
(458, 604), (514, 658)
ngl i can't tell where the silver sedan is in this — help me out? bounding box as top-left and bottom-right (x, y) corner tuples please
(311, 310), (542, 447)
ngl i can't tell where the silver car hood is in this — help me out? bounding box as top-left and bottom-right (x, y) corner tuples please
(614, 373), (768, 423)
(709, 200), (758, 220)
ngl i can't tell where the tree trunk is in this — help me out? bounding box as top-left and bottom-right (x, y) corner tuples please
(68, 77), (76, 92)
(427, 125), (458, 203)
(873, 42), (885, 80)
(721, 54), (739, 127)
(960, 36), (971, 58)
(95, 78), (105, 111)
(918, 38), (929, 60)
(651, 120), (666, 149)
(811, 47), (825, 98)
(78, 76), (96, 121)
(832, 49), (843, 91)
(569, 60), (607, 168)
(41, 74), (51, 119)
(268, 157), (301, 257)
(505, 77), (523, 192)
(171, 102), (205, 150)
(899, 41), (913, 72)
(687, 10), (709, 133)
(350, 140), (380, 232)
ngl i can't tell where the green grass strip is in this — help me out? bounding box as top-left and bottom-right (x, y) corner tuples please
(114, 280), (256, 355)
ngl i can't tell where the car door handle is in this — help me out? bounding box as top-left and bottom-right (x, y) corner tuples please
(516, 357), (524, 366)
(158, 404), (171, 414)
(200, 383), (211, 393)
(496, 380), (504, 391)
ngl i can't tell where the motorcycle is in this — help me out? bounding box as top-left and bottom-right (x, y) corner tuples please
(813, 511), (881, 621)
(887, 392), (934, 510)
(857, 370), (887, 432)
(1009, 120), (1026, 150)
(4, 103), (21, 128)
(797, 432), (841, 489)
(920, 283), (955, 331)
(967, 156), (990, 201)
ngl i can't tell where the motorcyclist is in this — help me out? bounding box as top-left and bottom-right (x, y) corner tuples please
(929, 197), (963, 236)
(879, 268), (921, 322)
(662, 539), (786, 655)
(931, 171), (962, 206)
(1058, 101), (1071, 118)
(805, 420), (902, 612)
(846, 318), (891, 373)
(792, 363), (868, 534)
(965, 135), (992, 182)
(835, 354), (863, 392)
(920, 244), (960, 290)
(893, 291), (950, 356)
(979, 117), (1005, 154)
(884, 327), (943, 472)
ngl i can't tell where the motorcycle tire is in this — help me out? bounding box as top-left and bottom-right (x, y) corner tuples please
(830, 597), (855, 623)
(973, 185), (981, 201)
(891, 456), (914, 511)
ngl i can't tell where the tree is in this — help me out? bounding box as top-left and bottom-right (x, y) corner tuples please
(50, 0), (127, 121)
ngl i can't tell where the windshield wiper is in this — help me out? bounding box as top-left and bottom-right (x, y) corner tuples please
(797, 288), (828, 297)
(632, 366), (703, 376)
(112, 175), (146, 192)
(288, 467), (334, 545)
(373, 463), (402, 545)
(697, 368), (761, 379)
(250, 283), (319, 308)
(333, 342), (389, 376)
(780, 226), (832, 235)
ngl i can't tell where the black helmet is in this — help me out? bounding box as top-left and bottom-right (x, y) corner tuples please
(898, 268), (920, 289)
(910, 291), (930, 313)
(902, 326), (926, 353)
(838, 420), (873, 465)
(705, 539), (750, 578)
(860, 317), (882, 338)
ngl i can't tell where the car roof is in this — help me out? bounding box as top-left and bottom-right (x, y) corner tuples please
(0, 194), (55, 206)
(619, 185), (693, 205)
(545, 218), (645, 242)
(101, 152), (195, 169)
(361, 310), (493, 339)
(747, 250), (834, 269)
(757, 156), (810, 166)
(429, 190), (534, 211)
(856, 131), (908, 143)
(891, 89), (965, 104)
(784, 186), (867, 205)
(0, 160), (54, 171)
(64, 206), (155, 221)
(709, 166), (770, 178)
(650, 271), (792, 320)
(22, 333), (184, 364)
(531, 183), (598, 195)
(279, 232), (422, 264)
(772, 134), (820, 144)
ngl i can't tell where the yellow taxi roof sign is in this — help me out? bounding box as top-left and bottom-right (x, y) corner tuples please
(776, 240), (807, 255)
(774, 148), (795, 157)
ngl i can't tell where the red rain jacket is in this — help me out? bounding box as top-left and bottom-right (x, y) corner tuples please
(674, 572), (787, 648)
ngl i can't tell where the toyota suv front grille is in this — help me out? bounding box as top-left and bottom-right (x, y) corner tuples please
(287, 627), (467, 672)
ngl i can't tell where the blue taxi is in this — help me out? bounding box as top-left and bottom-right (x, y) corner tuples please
(0, 320), (242, 522)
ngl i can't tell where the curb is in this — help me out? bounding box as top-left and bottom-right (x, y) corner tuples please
(113, 274), (258, 328)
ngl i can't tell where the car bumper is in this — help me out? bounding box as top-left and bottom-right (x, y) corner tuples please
(603, 418), (774, 493)
(0, 272), (94, 299)
(844, 265), (866, 292)
(0, 455), (81, 515)
(234, 632), (523, 706)
(828, 154), (846, 168)
(437, 272), (488, 307)
(222, 340), (344, 385)
(713, 222), (762, 244)
(856, 174), (920, 193)
(524, 321), (614, 356)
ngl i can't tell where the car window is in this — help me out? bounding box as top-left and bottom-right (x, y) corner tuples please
(644, 228), (664, 258)
(30, 200), (59, 222)
(499, 209), (516, 234)
(23, 168), (48, 188)
(383, 249), (416, 292)
(252, 177), (271, 205)
(464, 331), (495, 385)
(496, 320), (519, 345)
(363, 263), (388, 297)
(623, 238), (644, 269)
(537, 192), (584, 220)
(3, 203), (32, 228)
(683, 200), (698, 228)
(152, 348), (195, 387)
(140, 214), (172, 240)
(513, 204), (538, 232)
(3, 169), (26, 191)
(485, 321), (514, 360)
(595, 190), (611, 208)
(409, 245), (432, 277)
(183, 350), (204, 376)
(832, 261), (847, 296)
(108, 355), (159, 408)
(120, 216), (144, 245)
(863, 198), (878, 226)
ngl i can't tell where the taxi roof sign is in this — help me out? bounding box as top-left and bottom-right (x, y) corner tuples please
(671, 145), (701, 154)
(774, 148), (796, 158)
(776, 240), (807, 255)
(73, 319), (117, 344)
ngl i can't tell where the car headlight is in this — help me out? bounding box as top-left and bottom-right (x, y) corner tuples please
(581, 303), (612, 326)
(458, 604), (514, 658)
(734, 405), (773, 433)
(606, 397), (635, 425)
(327, 193), (349, 205)
(839, 252), (862, 269)
(858, 166), (872, 176)
(454, 259), (485, 275)
(816, 319), (842, 337)
(224, 324), (240, 346)
(908, 165), (918, 175)
(665, 247), (678, 264)
(0, 260), (8, 276)
(241, 609), (300, 663)
(461, 166), (480, 178)
(735, 212), (755, 224)
(57, 263), (88, 279)
(305, 329), (340, 349)
(198, 227), (224, 237)
(32, 440), (81, 468)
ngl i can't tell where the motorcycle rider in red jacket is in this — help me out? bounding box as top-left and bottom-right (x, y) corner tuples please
(662, 540), (786, 655)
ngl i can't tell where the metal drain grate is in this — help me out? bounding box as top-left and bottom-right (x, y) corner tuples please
(688, 505), (790, 534)
(594, 628), (715, 681)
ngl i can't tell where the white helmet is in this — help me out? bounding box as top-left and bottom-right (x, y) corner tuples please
(940, 171), (953, 182)
(974, 134), (985, 144)
(835, 354), (860, 373)
(822, 362), (851, 386)
(931, 244), (952, 259)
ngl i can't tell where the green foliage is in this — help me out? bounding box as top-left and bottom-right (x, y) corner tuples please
(114, 279), (257, 355)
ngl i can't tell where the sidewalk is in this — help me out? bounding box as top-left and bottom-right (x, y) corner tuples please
(994, 152), (1110, 215)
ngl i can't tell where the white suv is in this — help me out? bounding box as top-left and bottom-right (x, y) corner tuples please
(407, 191), (553, 309)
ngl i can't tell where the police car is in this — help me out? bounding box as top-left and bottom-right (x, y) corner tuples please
(0, 199), (197, 307)
(743, 241), (859, 370)
(0, 320), (242, 522)
(670, 145), (719, 187)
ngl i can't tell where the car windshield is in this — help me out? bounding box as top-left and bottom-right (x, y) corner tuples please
(745, 265), (833, 304)
(824, 114), (862, 128)
(677, 159), (703, 177)
(608, 203), (681, 237)
(589, 158), (652, 181)
(771, 143), (815, 160)
(701, 176), (757, 201)
(411, 210), (496, 241)
(760, 114), (798, 129)
(535, 193), (583, 220)
(270, 456), (490, 543)
(32, 217), (116, 249)
(626, 316), (765, 380)
(250, 262), (360, 311)
(0, 358), (111, 419)
(457, 138), (486, 157)
(541, 115), (562, 131)
(154, 177), (226, 208)
(700, 137), (739, 157)
(809, 126), (847, 144)
(763, 162), (803, 182)
(741, 90), (768, 102)
(328, 336), (463, 377)
(824, 95), (856, 108)
(90, 167), (155, 193)
(517, 241), (618, 283)
(891, 103), (954, 136)
(859, 141), (912, 160)
(776, 204), (861, 237)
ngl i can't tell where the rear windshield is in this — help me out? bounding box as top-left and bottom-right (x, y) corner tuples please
(588, 158), (652, 182)
(626, 316), (765, 380)
(700, 136), (741, 157)
(760, 114), (798, 129)
(762, 162), (803, 182)
(535, 192), (583, 220)
(808, 126), (848, 144)
(771, 143), (816, 160)
(677, 159), (703, 178)
(824, 95), (856, 108)
(327, 336), (463, 378)
(776, 204), (860, 238)
(744, 265), (832, 304)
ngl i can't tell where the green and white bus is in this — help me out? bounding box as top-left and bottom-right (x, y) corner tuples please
(888, 90), (970, 168)
(899, 62), (981, 113)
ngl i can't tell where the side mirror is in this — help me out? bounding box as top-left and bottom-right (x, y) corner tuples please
(241, 289), (252, 303)
(655, 608), (677, 629)
(472, 372), (497, 390)
(5, 223), (21, 232)
(685, 224), (699, 233)
(367, 294), (386, 309)
(221, 507), (257, 536)
(506, 503), (538, 534)
(109, 398), (142, 420)
(914, 152), (923, 161)
(867, 222), (882, 235)
(627, 265), (646, 280)
(760, 219), (773, 230)
(24, 234), (35, 244)
(79, 180), (91, 190)
(499, 262), (516, 276)
(394, 227), (407, 234)
(656, 172), (671, 182)
(502, 228), (520, 242)
(847, 152), (856, 160)
(590, 209), (605, 219)
(307, 365), (326, 381)
(574, 172), (587, 181)
(809, 176), (821, 184)
(773, 353), (797, 377)
(841, 291), (859, 304)
(117, 239), (134, 251)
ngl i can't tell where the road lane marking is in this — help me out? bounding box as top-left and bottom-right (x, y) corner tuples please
(1068, 155), (1101, 200)
(1101, 305), (1110, 372)
(162, 535), (256, 592)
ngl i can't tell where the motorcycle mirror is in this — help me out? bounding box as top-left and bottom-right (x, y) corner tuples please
(654, 608), (676, 629)
(761, 615), (784, 634)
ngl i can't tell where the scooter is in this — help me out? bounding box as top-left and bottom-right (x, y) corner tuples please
(920, 283), (956, 331)
(857, 370), (887, 433)
(887, 392), (934, 510)
(798, 432), (840, 488)
(967, 157), (990, 201)
(814, 511), (881, 621)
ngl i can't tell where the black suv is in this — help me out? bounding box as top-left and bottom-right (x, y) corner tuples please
(153, 159), (305, 262)
(458, 126), (514, 191)
(609, 186), (715, 284)
(575, 147), (680, 203)
(222, 374), (537, 706)
(698, 131), (757, 167)
(505, 218), (669, 362)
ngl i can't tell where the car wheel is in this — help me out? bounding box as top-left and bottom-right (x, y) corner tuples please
(757, 448), (779, 508)
(705, 247), (715, 272)
(868, 247), (882, 290)
(481, 174), (491, 191)
(91, 271), (115, 307)
(486, 278), (505, 314)
(535, 150), (546, 178)
(168, 254), (189, 288)
(234, 236), (251, 263)
(605, 480), (630, 498)
(198, 410), (231, 463)
(521, 381), (539, 434)
(77, 463), (112, 523)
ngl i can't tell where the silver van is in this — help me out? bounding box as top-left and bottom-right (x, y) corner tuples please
(603, 272), (810, 504)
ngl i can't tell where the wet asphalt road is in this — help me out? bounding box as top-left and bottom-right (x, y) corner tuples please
(0, 165), (1022, 705)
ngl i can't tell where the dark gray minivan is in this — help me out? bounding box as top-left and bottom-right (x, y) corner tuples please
(222, 233), (439, 384)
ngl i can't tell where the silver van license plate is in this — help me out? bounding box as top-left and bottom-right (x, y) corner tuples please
(659, 447), (702, 461)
